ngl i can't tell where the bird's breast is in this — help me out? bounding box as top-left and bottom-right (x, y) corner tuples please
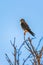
(21, 23), (26, 30)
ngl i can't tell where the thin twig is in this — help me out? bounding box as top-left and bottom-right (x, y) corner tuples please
(5, 53), (13, 65)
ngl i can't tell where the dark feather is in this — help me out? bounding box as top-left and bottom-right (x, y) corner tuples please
(28, 29), (35, 36)
(20, 19), (35, 37)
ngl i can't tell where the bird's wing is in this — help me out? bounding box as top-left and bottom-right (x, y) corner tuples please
(23, 21), (31, 31)
(23, 21), (35, 36)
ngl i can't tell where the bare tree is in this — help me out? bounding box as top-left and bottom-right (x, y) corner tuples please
(5, 36), (43, 65)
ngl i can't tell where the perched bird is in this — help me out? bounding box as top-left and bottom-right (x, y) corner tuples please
(20, 19), (35, 37)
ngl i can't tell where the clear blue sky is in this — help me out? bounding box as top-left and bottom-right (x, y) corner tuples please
(0, 0), (43, 65)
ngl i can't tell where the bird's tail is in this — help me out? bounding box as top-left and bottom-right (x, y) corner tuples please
(28, 30), (35, 37)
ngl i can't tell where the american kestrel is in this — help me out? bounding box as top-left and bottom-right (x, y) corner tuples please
(20, 19), (35, 37)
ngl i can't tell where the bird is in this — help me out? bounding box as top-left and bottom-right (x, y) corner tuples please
(20, 18), (35, 37)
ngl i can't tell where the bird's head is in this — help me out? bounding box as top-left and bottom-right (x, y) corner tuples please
(20, 19), (25, 23)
